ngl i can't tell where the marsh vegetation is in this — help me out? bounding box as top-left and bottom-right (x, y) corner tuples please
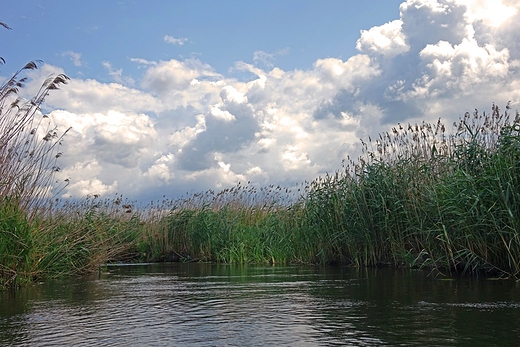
(1, 36), (519, 286)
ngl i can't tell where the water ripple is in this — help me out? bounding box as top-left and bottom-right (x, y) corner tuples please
(2, 265), (520, 346)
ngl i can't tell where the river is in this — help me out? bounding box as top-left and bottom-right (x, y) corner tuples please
(1, 263), (520, 346)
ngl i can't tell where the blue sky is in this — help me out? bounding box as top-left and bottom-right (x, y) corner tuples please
(4, 1), (402, 79)
(2, 1), (520, 202)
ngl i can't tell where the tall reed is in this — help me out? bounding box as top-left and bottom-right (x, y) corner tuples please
(129, 104), (520, 279)
(1, 23), (72, 285)
(137, 183), (306, 264)
(0, 62), (70, 213)
(304, 104), (520, 277)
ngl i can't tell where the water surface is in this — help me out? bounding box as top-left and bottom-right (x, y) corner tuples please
(1, 264), (520, 346)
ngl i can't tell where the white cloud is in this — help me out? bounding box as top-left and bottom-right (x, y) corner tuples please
(414, 38), (511, 96)
(28, 0), (520, 201)
(210, 106), (236, 122)
(144, 154), (176, 183)
(458, 0), (518, 27)
(58, 159), (118, 198)
(26, 64), (163, 114)
(220, 85), (247, 104)
(356, 20), (409, 58)
(141, 58), (220, 95)
(164, 35), (188, 45)
(49, 109), (158, 169)
(130, 58), (158, 67)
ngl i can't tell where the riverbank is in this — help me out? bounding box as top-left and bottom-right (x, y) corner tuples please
(2, 105), (519, 287)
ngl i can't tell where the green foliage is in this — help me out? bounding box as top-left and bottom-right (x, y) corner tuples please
(0, 197), (33, 286)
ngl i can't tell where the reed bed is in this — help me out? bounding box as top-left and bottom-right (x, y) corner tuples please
(136, 184), (307, 264)
(2, 103), (520, 286)
(303, 104), (520, 277)
(1, 36), (519, 284)
(135, 105), (519, 279)
(0, 53), (74, 285)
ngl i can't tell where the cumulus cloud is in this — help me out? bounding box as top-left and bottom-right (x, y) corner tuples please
(26, 64), (162, 114)
(61, 161), (119, 198)
(356, 20), (409, 58)
(460, 0), (518, 27)
(140, 58), (221, 96)
(315, 0), (520, 124)
(28, 0), (520, 201)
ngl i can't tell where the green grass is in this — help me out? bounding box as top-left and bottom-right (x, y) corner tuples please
(0, 197), (33, 285)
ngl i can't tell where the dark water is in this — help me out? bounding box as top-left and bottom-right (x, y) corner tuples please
(1, 264), (520, 346)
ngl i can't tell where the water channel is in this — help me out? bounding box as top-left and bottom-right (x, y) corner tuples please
(1, 263), (520, 346)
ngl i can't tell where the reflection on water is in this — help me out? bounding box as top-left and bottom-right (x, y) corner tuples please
(1, 264), (520, 346)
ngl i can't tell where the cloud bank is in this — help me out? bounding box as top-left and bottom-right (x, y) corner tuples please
(26, 0), (520, 201)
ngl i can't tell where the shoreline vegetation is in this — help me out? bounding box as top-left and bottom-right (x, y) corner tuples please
(2, 59), (520, 288)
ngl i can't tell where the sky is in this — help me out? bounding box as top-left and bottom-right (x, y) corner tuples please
(2, 0), (520, 202)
